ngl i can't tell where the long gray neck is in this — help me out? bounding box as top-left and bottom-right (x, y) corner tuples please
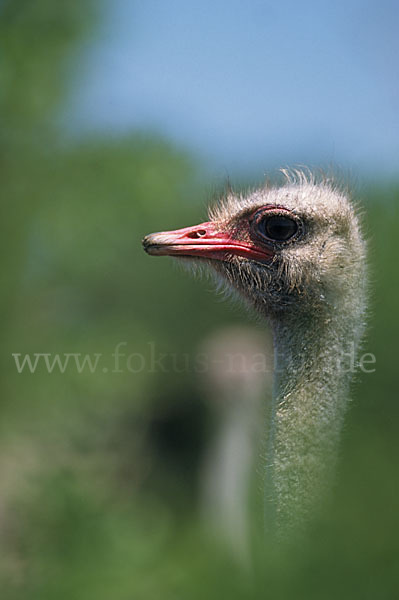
(265, 309), (359, 535)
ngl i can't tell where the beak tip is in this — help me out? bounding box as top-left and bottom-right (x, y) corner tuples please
(142, 234), (153, 252)
(142, 234), (165, 256)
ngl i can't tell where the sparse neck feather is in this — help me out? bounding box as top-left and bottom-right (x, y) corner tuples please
(265, 304), (363, 536)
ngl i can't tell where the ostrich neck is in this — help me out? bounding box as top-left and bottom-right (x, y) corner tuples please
(265, 308), (357, 534)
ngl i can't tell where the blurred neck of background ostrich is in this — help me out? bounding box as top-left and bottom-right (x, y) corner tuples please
(265, 303), (364, 535)
(199, 327), (272, 563)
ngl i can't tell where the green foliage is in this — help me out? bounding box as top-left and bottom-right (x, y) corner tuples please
(0, 0), (94, 137)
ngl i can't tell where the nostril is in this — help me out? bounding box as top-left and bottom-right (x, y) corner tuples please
(187, 229), (207, 239)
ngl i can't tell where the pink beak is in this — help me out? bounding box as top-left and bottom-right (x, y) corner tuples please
(142, 221), (273, 262)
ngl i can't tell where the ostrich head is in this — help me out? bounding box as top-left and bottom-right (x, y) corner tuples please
(143, 170), (368, 535)
(143, 172), (366, 324)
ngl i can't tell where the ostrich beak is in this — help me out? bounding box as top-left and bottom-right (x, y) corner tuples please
(142, 221), (273, 262)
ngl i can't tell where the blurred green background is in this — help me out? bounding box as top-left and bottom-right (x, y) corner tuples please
(1, 1), (398, 598)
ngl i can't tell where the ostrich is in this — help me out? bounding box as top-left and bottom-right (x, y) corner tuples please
(198, 326), (272, 560)
(142, 170), (367, 535)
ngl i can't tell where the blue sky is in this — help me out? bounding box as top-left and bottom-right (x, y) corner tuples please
(67, 0), (398, 178)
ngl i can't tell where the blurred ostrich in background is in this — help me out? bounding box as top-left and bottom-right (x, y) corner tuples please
(198, 326), (272, 560)
(143, 170), (368, 536)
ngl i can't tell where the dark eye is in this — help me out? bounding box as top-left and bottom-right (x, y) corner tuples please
(258, 215), (298, 242)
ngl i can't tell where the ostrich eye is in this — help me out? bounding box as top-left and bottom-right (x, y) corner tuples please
(258, 215), (298, 242)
